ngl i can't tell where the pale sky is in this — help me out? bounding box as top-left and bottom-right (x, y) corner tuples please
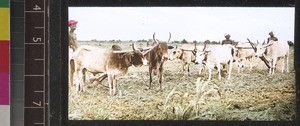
(69, 7), (294, 42)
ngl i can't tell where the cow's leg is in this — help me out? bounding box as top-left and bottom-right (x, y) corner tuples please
(74, 69), (80, 93)
(187, 63), (190, 76)
(158, 63), (163, 90)
(77, 69), (84, 93)
(149, 67), (153, 89)
(182, 62), (186, 72)
(281, 57), (285, 73)
(227, 59), (233, 80)
(74, 66), (81, 93)
(268, 61), (272, 74)
(237, 62), (241, 73)
(272, 58), (277, 75)
(208, 67), (212, 81)
(237, 59), (243, 73)
(249, 58), (253, 72)
(107, 74), (113, 96)
(69, 59), (75, 88)
(286, 55), (289, 73)
(80, 68), (87, 92)
(198, 65), (203, 75)
(217, 64), (221, 80)
(112, 75), (117, 95)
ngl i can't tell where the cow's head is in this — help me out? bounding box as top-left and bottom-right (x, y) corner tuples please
(194, 42), (208, 64)
(112, 43), (148, 67)
(248, 39), (273, 57)
(152, 32), (173, 61)
(195, 51), (208, 64)
(168, 48), (182, 60)
(131, 43), (148, 67)
(254, 43), (273, 57)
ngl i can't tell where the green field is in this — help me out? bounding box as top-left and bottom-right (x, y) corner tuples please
(69, 41), (296, 120)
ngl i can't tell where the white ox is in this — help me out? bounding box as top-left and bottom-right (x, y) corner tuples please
(235, 42), (255, 73)
(252, 40), (289, 75)
(72, 44), (151, 95)
(168, 44), (196, 75)
(195, 45), (235, 80)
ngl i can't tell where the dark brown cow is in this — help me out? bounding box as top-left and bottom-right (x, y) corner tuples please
(143, 33), (174, 90)
(73, 43), (156, 96)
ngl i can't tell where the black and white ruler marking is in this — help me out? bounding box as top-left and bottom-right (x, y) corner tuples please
(24, 0), (48, 126)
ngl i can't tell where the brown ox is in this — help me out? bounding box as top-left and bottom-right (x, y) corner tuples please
(72, 43), (156, 96)
(143, 33), (174, 90)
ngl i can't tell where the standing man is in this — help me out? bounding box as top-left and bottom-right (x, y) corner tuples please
(68, 20), (78, 88)
(69, 20), (78, 51)
(267, 31), (278, 43)
(221, 34), (234, 45)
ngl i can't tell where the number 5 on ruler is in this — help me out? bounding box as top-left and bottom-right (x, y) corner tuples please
(33, 37), (41, 43)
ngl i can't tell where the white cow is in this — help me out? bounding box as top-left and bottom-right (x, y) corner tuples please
(253, 40), (289, 75)
(235, 42), (255, 73)
(72, 44), (153, 96)
(195, 45), (235, 80)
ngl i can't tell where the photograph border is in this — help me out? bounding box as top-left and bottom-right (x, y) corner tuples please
(49, 0), (299, 126)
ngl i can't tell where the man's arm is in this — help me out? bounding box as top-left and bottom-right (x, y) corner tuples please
(68, 35), (78, 51)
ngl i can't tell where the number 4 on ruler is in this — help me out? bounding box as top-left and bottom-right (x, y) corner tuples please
(33, 5), (42, 11)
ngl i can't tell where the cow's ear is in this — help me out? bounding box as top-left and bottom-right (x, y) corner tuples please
(168, 46), (174, 49)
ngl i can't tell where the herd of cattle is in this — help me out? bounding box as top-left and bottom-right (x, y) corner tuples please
(68, 33), (290, 96)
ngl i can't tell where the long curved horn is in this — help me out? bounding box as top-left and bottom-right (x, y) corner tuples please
(167, 32), (171, 43)
(247, 38), (257, 52)
(142, 42), (159, 56)
(153, 32), (158, 43)
(262, 40), (266, 45)
(193, 40), (198, 51)
(203, 41), (207, 51)
(132, 43), (137, 51)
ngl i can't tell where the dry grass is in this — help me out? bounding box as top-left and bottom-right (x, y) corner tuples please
(68, 41), (296, 120)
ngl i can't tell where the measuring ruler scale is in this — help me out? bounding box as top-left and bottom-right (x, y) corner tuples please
(25, 0), (49, 125)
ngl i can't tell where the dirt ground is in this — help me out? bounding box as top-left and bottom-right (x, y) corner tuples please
(68, 41), (296, 120)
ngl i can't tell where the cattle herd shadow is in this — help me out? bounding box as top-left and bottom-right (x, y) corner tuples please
(68, 41), (296, 120)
